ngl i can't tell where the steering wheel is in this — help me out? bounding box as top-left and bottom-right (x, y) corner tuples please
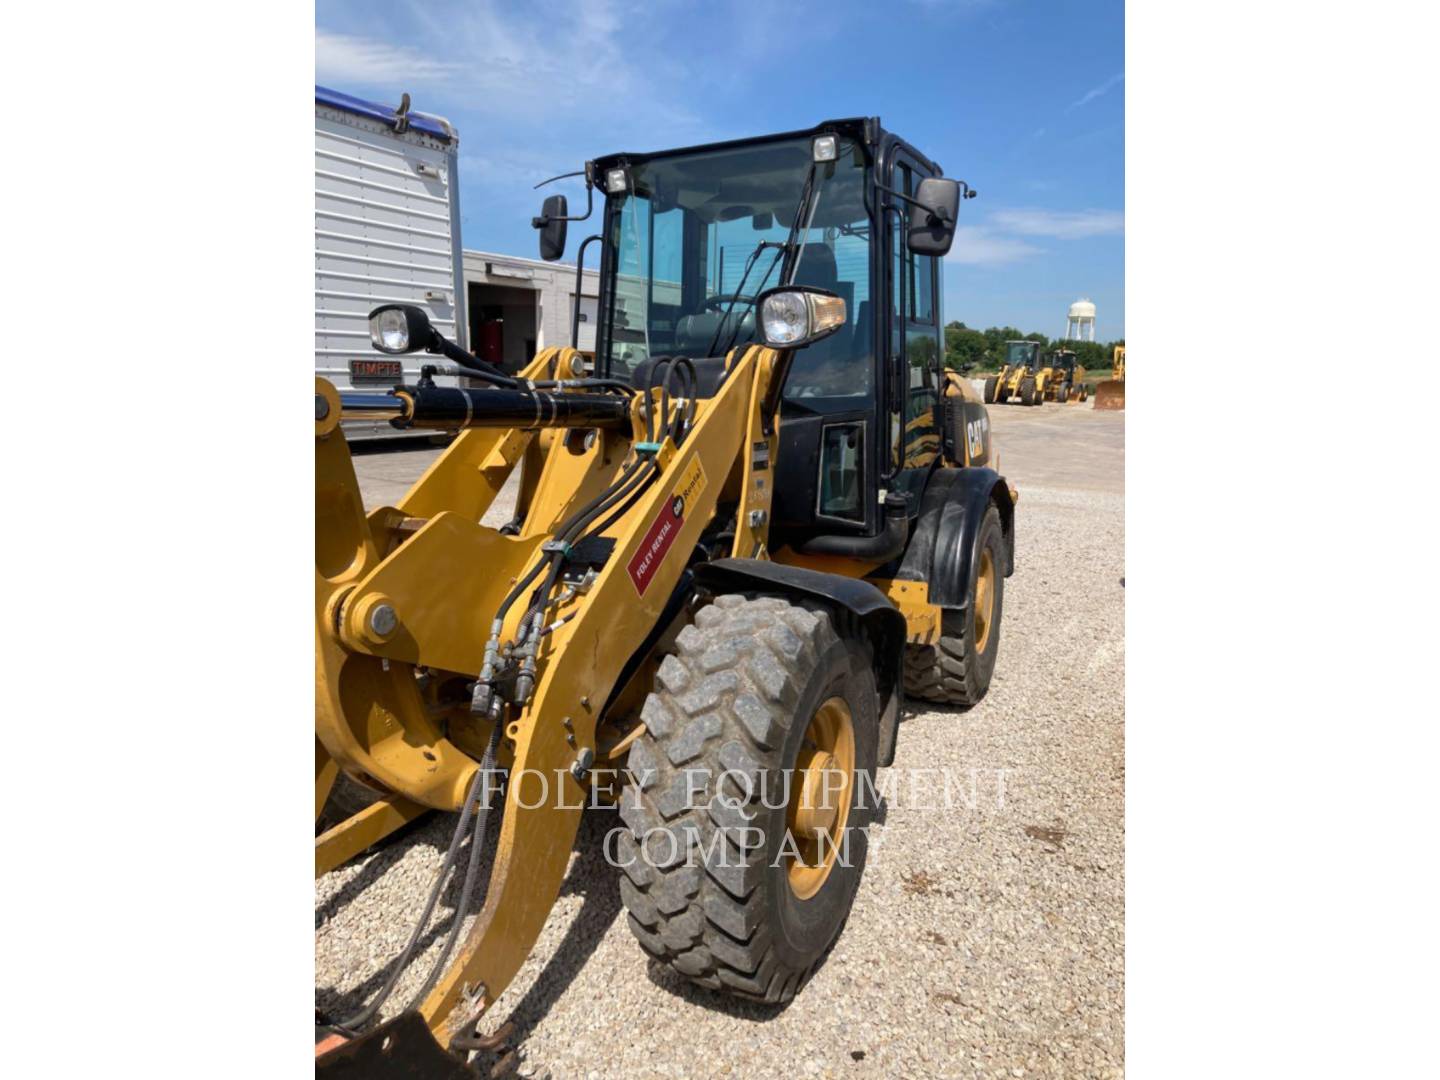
(699, 294), (754, 313)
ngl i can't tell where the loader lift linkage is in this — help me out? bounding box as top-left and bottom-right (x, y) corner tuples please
(316, 118), (1017, 1074)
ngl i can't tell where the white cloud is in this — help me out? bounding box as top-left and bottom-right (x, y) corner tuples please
(946, 226), (1043, 266)
(989, 208), (1125, 239)
(317, 5), (702, 142)
(316, 31), (461, 85)
(945, 207), (1123, 265)
(1067, 72), (1124, 112)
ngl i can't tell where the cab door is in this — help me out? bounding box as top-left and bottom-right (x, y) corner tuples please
(887, 154), (944, 503)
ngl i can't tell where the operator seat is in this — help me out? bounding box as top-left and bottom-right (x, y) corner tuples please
(672, 307), (756, 357)
(786, 243), (853, 392)
(627, 354), (732, 399)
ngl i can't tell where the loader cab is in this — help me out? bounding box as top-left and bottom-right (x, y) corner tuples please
(1003, 340), (1041, 370)
(1050, 350), (1077, 374)
(588, 119), (962, 551)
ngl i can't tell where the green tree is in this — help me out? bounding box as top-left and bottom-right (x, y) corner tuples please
(937, 320), (1123, 375)
(944, 321), (988, 370)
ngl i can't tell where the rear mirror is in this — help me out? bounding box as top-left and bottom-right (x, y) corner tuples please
(907, 177), (960, 256)
(535, 194), (568, 261)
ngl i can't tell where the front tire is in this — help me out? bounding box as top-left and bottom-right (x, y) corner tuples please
(1020, 377), (1037, 406)
(618, 595), (878, 1003)
(903, 504), (1006, 707)
(983, 376), (999, 404)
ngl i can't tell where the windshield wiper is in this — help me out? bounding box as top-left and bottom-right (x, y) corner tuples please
(709, 159), (825, 358)
(706, 240), (787, 357)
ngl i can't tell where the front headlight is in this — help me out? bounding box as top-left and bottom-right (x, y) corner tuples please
(367, 304), (434, 355)
(373, 308), (410, 352)
(757, 287), (847, 349)
(761, 290), (809, 345)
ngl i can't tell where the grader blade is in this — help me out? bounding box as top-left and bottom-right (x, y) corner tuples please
(1093, 379), (1125, 410)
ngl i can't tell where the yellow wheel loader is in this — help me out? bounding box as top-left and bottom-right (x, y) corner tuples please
(1093, 344), (1125, 410)
(315, 120), (1016, 1074)
(1037, 349), (1088, 404)
(982, 339), (1043, 406)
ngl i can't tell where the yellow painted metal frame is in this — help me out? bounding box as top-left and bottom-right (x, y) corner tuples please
(315, 334), (1002, 1043)
(316, 794), (429, 877)
(771, 547), (942, 645)
(317, 343), (782, 1044)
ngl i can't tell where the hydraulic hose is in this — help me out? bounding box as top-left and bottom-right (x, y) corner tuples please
(328, 761), (489, 1034)
(405, 718), (505, 1010)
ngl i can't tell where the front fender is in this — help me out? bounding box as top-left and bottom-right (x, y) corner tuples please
(691, 559), (907, 767)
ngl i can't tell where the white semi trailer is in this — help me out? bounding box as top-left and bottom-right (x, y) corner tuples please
(314, 86), (466, 438)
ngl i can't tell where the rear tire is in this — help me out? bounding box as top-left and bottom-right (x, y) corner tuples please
(618, 595), (878, 1003)
(903, 505), (1006, 707)
(983, 376), (999, 404)
(1056, 382), (1069, 404)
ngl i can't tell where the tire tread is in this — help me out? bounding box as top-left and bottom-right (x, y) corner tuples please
(618, 596), (841, 1003)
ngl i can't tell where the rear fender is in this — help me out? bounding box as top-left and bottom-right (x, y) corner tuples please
(691, 559), (907, 767)
(896, 466), (1015, 611)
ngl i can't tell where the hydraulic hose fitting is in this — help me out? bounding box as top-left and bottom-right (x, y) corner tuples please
(513, 613), (544, 705)
(471, 619), (504, 715)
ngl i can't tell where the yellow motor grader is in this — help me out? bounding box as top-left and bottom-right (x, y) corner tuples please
(983, 340), (1044, 405)
(315, 120), (1016, 1075)
(1037, 349), (1089, 404)
(1093, 344), (1125, 410)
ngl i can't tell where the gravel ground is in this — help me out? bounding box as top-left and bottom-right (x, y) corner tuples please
(319, 404), (1125, 1079)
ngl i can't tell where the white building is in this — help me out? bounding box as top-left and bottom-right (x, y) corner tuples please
(463, 250), (601, 367)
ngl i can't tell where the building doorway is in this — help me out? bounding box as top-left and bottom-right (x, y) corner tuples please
(467, 282), (538, 373)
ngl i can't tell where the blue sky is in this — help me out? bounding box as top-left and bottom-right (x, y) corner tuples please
(317, 0), (1124, 340)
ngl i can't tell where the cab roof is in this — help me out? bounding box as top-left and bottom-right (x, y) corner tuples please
(591, 118), (942, 177)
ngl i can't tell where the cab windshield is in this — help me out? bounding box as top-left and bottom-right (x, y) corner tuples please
(600, 135), (873, 403)
(1005, 342), (1038, 366)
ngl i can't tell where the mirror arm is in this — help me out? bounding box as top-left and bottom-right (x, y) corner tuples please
(531, 175), (596, 229)
(875, 179), (978, 225)
(876, 182), (946, 224)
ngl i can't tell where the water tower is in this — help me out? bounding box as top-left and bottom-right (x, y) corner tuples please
(1065, 298), (1096, 342)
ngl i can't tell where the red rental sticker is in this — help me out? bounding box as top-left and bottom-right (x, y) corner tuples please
(627, 494), (685, 596)
(625, 457), (707, 597)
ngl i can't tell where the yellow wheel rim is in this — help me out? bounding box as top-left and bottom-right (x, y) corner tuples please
(973, 548), (996, 655)
(786, 696), (856, 901)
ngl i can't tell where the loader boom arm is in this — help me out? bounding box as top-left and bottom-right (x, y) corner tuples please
(316, 342), (782, 1046)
